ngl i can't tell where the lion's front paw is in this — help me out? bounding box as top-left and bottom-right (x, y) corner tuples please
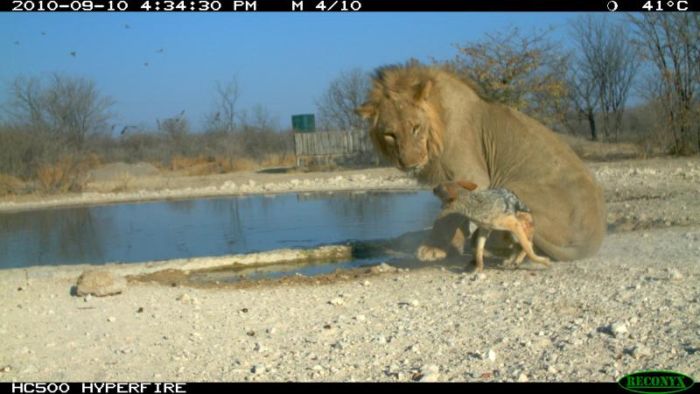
(416, 245), (447, 262)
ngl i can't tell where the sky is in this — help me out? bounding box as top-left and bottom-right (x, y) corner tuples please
(1, 12), (627, 134)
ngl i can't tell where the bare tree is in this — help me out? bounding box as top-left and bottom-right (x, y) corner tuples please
(6, 74), (114, 151)
(239, 104), (279, 132)
(205, 77), (240, 133)
(316, 68), (370, 131)
(442, 26), (570, 128)
(569, 16), (639, 142)
(237, 104), (287, 158)
(630, 14), (700, 155)
(567, 64), (601, 140)
(42, 74), (114, 150)
(156, 110), (190, 156)
(6, 76), (46, 129)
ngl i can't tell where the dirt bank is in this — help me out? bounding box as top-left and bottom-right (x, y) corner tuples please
(0, 167), (418, 213)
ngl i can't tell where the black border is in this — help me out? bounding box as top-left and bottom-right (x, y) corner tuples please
(3, 0), (699, 12)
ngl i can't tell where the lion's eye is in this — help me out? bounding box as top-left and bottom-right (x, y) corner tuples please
(411, 125), (420, 136)
(384, 133), (396, 144)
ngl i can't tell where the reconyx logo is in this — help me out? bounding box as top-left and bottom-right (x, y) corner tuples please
(619, 370), (695, 394)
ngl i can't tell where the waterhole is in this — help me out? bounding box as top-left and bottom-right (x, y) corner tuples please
(0, 191), (439, 271)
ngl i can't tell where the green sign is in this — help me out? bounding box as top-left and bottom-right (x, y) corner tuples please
(292, 114), (315, 133)
(618, 370), (695, 394)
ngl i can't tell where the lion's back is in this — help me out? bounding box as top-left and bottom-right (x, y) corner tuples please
(436, 79), (606, 261)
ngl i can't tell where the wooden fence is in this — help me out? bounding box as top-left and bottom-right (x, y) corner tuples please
(294, 129), (378, 167)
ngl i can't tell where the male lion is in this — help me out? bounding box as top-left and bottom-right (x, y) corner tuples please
(355, 64), (606, 262)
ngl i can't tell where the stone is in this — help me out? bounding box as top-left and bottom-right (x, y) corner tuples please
(487, 349), (497, 362)
(75, 270), (126, 297)
(610, 322), (628, 338)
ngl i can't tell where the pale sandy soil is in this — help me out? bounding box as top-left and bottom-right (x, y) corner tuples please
(1, 157), (699, 382)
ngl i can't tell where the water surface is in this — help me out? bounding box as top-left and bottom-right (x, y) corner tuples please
(0, 191), (439, 269)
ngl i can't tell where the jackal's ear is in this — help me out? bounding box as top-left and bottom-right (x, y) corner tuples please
(456, 180), (478, 191)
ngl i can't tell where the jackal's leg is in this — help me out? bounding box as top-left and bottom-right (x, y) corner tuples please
(504, 245), (525, 267)
(509, 220), (550, 267)
(512, 249), (528, 267)
(472, 228), (490, 272)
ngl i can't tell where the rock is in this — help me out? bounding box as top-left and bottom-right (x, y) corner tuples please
(600, 321), (629, 338)
(369, 263), (398, 274)
(630, 345), (652, 359)
(250, 365), (263, 374)
(331, 341), (346, 350)
(610, 322), (628, 338)
(107, 316), (116, 323)
(487, 349), (497, 362)
(177, 293), (199, 304)
(668, 268), (683, 281)
(329, 297), (344, 306)
(75, 270), (126, 297)
(517, 373), (529, 382)
(472, 273), (487, 281)
(419, 365), (440, 382)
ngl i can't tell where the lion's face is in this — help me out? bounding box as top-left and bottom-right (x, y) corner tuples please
(369, 99), (433, 172)
(356, 80), (443, 174)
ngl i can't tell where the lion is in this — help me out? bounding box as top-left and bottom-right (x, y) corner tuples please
(355, 63), (606, 262)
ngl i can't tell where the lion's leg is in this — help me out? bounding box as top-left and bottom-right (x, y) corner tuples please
(417, 213), (467, 262)
(473, 228), (489, 272)
(416, 244), (447, 261)
(450, 217), (472, 255)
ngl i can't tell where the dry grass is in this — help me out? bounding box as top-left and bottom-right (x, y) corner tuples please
(259, 153), (296, 168)
(36, 154), (101, 193)
(110, 172), (134, 193)
(229, 158), (258, 172)
(558, 134), (647, 161)
(0, 173), (25, 196)
(170, 155), (260, 176)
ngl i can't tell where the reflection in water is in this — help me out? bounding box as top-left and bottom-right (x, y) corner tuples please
(0, 208), (105, 266)
(0, 191), (439, 269)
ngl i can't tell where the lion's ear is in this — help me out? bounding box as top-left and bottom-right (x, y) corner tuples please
(456, 180), (478, 191)
(386, 90), (401, 101)
(355, 103), (376, 119)
(414, 79), (433, 102)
